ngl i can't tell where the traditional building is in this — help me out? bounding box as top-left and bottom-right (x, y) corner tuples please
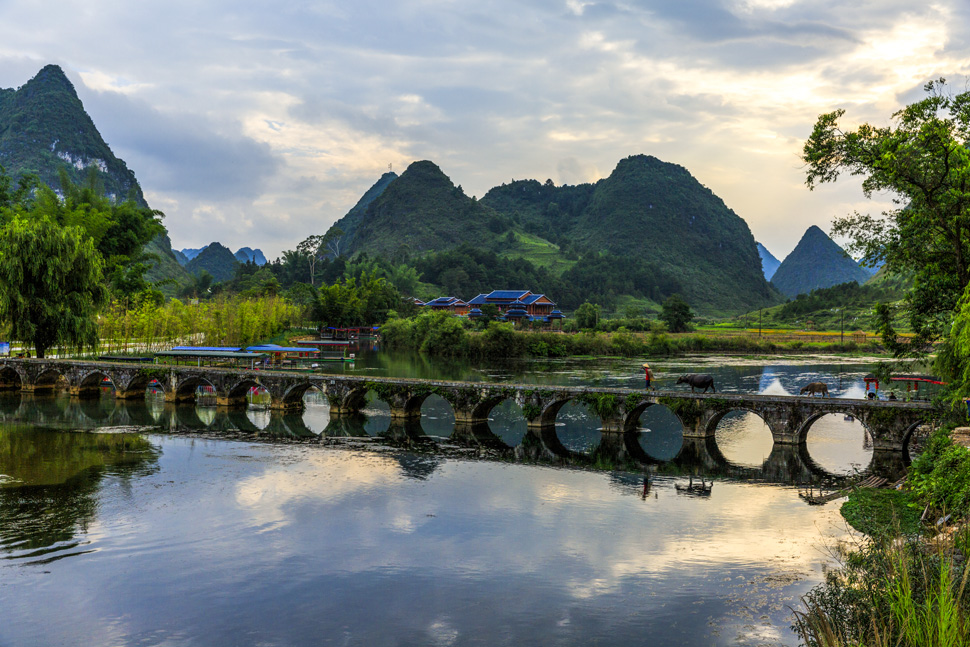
(467, 290), (557, 318)
(423, 296), (470, 315)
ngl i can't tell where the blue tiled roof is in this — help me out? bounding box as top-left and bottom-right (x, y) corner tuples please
(173, 346), (242, 352)
(246, 345), (317, 353)
(425, 296), (465, 307)
(467, 294), (488, 305)
(486, 290), (530, 300)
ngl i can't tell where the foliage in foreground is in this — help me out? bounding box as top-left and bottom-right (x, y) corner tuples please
(909, 427), (970, 519)
(804, 79), (970, 354)
(840, 488), (922, 540)
(794, 537), (969, 647)
(0, 217), (108, 357)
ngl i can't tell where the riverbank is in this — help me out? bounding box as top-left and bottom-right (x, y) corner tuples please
(376, 313), (887, 360)
(794, 424), (970, 646)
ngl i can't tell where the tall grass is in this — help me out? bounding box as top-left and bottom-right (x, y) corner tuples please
(794, 533), (970, 647)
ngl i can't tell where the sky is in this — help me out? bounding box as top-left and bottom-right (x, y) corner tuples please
(1, 0), (969, 261)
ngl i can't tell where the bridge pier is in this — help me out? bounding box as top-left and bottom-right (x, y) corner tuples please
(215, 394), (248, 409)
(114, 388), (148, 401)
(269, 396), (305, 413)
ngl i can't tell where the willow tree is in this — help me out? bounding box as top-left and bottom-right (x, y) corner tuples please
(803, 79), (970, 352)
(0, 217), (108, 357)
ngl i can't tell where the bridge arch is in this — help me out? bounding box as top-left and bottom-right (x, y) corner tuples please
(31, 368), (66, 392)
(0, 365), (24, 390)
(482, 398), (528, 448)
(420, 394), (455, 438)
(533, 397), (575, 427)
(226, 378), (270, 406)
(280, 381), (317, 407)
(118, 372), (170, 398)
(798, 412), (875, 475)
(547, 397), (603, 456)
(174, 375), (216, 403)
(900, 420), (928, 455)
(707, 408), (774, 469)
(467, 394), (514, 423)
(628, 402), (685, 462)
(74, 369), (116, 394)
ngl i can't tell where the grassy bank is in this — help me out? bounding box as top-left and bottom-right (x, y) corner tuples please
(795, 426), (970, 646)
(380, 311), (885, 359)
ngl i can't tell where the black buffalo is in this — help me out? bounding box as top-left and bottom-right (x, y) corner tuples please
(676, 374), (716, 393)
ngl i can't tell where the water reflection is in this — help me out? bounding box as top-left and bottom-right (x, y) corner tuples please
(0, 388), (904, 485)
(0, 430), (855, 647)
(0, 424), (158, 563)
(0, 355), (920, 647)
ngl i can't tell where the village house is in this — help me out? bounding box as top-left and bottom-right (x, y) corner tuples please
(421, 290), (564, 325)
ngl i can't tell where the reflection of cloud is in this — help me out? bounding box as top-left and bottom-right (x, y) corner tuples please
(235, 448), (849, 600)
(234, 451), (402, 529)
(759, 376), (792, 396)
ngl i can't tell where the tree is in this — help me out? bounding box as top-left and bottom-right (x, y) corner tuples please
(574, 302), (601, 329)
(296, 235), (325, 287)
(0, 217), (108, 357)
(659, 294), (693, 332)
(321, 227), (345, 257)
(802, 79), (970, 351)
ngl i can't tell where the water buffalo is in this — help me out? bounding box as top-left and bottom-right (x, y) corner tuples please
(676, 374), (715, 393)
(800, 382), (829, 397)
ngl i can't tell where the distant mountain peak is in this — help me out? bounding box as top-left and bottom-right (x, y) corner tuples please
(32, 64), (74, 91)
(235, 247), (267, 265)
(0, 64), (145, 205)
(757, 242), (781, 281)
(184, 242), (239, 283)
(771, 226), (870, 298)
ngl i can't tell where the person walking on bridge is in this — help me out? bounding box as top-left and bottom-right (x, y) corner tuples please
(643, 363), (654, 390)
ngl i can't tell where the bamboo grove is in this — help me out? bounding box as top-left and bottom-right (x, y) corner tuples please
(95, 296), (303, 355)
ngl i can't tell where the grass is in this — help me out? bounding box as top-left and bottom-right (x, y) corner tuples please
(841, 488), (922, 540)
(498, 231), (577, 275)
(795, 535), (970, 647)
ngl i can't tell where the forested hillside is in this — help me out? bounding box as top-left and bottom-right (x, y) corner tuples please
(0, 64), (189, 290)
(345, 161), (501, 258)
(771, 226), (870, 297)
(185, 242), (239, 282)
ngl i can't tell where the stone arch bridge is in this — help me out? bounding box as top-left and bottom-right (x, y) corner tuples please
(0, 358), (938, 452)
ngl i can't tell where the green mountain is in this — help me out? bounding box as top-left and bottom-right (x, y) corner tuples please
(0, 64), (189, 290)
(482, 155), (778, 313)
(770, 226), (871, 298)
(184, 242), (239, 283)
(329, 155), (779, 313)
(343, 162), (502, 258)
(0, 64), (143, 203)
(328, 171), (398, 252)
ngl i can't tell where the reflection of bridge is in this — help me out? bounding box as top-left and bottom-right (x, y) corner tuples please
(0, 393), (910, 485)
(0, 359), (937, 455)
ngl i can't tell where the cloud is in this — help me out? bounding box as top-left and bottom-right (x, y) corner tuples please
(1, 0), (970, 257)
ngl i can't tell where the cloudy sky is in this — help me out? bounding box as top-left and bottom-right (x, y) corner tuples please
(1, 0), (968, 261)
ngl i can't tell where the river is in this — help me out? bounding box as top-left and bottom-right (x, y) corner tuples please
(0, 352), (918, 646)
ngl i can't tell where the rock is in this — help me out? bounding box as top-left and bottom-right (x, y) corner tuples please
(952, 427), (970, 448)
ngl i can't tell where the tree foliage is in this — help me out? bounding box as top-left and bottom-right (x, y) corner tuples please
(0, 167), (166, 297)
(659, 294), (694, 332)
(803, 79), (970, 351)
(0, 217), (108, 357)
